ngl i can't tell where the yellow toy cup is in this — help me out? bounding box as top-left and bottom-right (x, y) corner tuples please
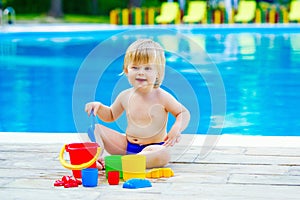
(121, 155), (146, 181)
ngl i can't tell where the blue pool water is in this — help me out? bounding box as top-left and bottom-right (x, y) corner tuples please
(0, 24), (299, 136)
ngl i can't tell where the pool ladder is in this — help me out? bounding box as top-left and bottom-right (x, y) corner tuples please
(0, 7), (16, 25)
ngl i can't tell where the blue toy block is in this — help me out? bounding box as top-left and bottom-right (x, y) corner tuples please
(122, 178), (152, 189)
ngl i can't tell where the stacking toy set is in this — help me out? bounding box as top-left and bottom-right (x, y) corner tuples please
(58, 144), (174, 189)
(104, 154), (174, 188)
(56, 111), (165, 189)
(57, 111), (173, 188)
(59, 142), (101, 187)
(57, 110), (100, 187)
(104, 154), (147, 185)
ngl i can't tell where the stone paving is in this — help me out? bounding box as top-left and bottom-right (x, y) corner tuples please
(1, 133), (300, 200)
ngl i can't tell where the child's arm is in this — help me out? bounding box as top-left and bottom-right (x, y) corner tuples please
(85, 92), (125, 122)
(162, 91), (190, 147)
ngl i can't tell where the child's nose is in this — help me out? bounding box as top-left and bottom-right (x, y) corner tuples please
(137, 68), (145, 75)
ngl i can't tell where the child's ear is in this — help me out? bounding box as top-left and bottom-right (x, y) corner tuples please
(123, 65), (128, 74)
(154, 77), (159, 87)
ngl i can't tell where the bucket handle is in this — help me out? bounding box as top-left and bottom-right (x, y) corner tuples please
(59, 144), (101, 170)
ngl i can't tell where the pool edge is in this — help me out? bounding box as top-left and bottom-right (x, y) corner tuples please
(1, 132), (300, 148)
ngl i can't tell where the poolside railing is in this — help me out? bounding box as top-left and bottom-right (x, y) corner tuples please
(1, 7), (16, 25)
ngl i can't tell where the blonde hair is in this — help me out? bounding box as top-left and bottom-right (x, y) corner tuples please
(123, 39), (165, 88)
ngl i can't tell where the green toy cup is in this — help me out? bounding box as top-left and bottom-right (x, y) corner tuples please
(105, 155), (123, 179)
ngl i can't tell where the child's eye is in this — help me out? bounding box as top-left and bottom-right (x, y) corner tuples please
(145, 67), (152, 71)
(131, 66), (138, 70)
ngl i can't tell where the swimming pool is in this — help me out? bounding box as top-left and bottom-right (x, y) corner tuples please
(0, 24), (299, 136)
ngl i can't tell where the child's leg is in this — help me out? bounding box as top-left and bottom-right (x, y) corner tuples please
(95, 124), (127, 155)
(138, 145), (171, 169)
(94, 124), (127, 169)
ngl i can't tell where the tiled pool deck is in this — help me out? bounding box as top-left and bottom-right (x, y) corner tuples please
(1, 132), (300, 200)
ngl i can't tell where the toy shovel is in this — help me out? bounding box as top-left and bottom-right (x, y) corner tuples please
(87, 110), (96, 142)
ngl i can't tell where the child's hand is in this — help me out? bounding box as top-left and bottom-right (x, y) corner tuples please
(85, 102), (101, 116)
(163, 130), (181, 147)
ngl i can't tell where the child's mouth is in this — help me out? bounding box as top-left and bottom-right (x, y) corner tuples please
(136, 78), (146, 82)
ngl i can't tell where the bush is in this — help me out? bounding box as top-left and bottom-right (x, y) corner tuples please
(1, 0), (164, 16)
(3, 0), (51, 14)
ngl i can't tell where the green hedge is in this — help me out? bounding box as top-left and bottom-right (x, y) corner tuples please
(1, 0), (164, 16)
(2, 0), (51, 13)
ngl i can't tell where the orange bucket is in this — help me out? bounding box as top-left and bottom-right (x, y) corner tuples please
(59, 142), (101, 178)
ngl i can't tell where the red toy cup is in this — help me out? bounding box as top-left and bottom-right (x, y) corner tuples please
(108, 171), (119, 185)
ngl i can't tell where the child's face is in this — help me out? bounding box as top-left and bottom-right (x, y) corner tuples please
(126, 63), (158, 90)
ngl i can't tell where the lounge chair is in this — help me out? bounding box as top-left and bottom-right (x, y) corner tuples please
(155, 2), (180, 24)
(234, 0), (257, 23)
(182, 1), (207, 23)
(289, 0), (300, 22)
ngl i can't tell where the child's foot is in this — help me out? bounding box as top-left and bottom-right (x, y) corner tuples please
(96, 158), (105, 170)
